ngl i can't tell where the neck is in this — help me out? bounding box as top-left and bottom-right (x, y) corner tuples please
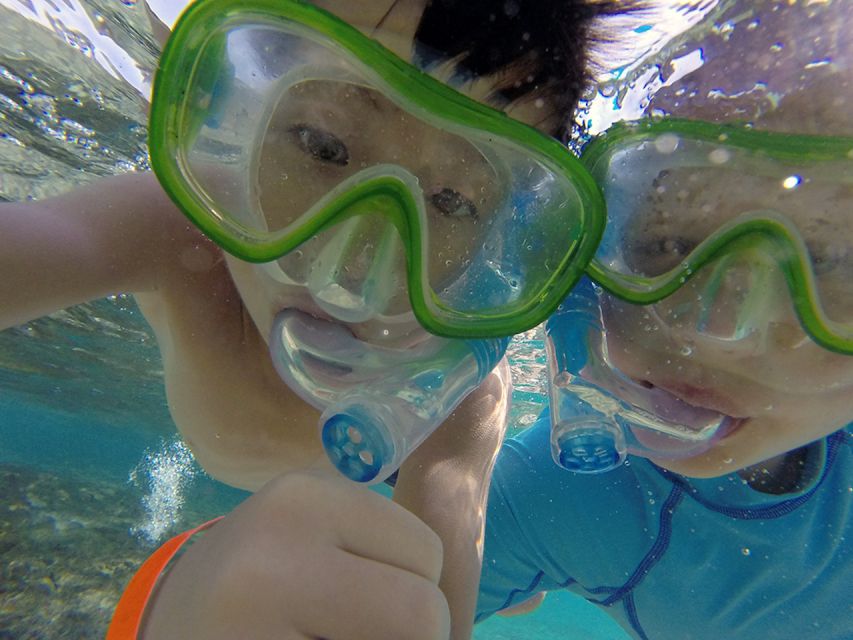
(737, 446), (810, 495)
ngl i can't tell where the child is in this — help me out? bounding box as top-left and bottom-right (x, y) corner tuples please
(0, 1), (638, 638)
(477, 1), (853, 638)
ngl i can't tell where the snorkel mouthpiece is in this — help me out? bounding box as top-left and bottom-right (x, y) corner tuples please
(545, 277), (732, 473)
(270, 310), (507, 484)
(321, 337), (508, 483)
(545, 278), (627, 473)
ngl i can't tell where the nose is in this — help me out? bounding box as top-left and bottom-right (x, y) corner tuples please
(307, 215), (407, 323)
(653, 251), (792, 354)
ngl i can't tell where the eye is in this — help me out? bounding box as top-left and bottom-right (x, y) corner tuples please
(429, 188), (478, 220)
(652, 237), (696, 257)
(287, 124), (349, 166)
(625, 235), (698, 275)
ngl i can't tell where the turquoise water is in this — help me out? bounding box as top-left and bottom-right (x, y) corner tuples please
(0, 302), (628, 638)
(0, 1), (715, 637)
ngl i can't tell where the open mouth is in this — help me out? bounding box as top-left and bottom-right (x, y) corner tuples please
(622, 378), (747, 457)
(268, 309), (449, 410)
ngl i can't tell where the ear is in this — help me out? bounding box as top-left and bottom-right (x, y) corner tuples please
(145, 0), (171, 49)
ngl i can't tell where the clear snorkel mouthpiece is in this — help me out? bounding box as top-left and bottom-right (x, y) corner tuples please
(545, 279), (627, 473)
(320, 337), (507, 483)
(270, 310), (508, 484)
(545, 278), (732, 473)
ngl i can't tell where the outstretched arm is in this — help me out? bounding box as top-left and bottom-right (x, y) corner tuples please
(0, 172), (209, 330)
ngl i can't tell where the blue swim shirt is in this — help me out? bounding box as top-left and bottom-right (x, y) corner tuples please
(477, 412), (852, 639)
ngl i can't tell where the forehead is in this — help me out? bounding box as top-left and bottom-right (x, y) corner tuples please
(309, 0), (427, 59)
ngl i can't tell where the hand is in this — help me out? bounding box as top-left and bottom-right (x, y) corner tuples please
(140, 471), (450, 640)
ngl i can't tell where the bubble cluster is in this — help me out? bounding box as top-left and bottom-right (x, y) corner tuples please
(129, 438), (198, 545)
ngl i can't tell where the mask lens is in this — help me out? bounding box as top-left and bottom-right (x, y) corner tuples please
(587, 128), (853, 332)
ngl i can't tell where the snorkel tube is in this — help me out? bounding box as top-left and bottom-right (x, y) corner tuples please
(545, 278), (626, 473)
(545, 277), (733, 473)
(270, 311), (508, 484)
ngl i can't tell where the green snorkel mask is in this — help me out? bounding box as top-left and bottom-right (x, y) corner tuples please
(148, 0), (605, 340)
(149, 1), (852, 350)
(149, 0), (852, 479)
(583, 118), (853, 355)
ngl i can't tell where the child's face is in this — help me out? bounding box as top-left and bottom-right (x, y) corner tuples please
(599, 6), (853, 478)
(226, 0), (546, 347)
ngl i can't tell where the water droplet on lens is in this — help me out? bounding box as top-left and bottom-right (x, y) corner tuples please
(741, 547), (751, 556)
(708, 148), (731, 164)
(654, 133), (679, 154)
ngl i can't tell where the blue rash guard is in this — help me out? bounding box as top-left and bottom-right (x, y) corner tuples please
(476, 412), (852, 639)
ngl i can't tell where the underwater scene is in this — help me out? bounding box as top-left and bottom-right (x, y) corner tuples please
(3, 0), (850, 638)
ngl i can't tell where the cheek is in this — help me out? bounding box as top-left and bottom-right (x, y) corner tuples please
(225, 258), (290, 341)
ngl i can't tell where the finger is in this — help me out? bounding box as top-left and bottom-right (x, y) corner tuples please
(262, 474), (444, 584)
(325, 485), (445, 584)
(297, 547), (450, 640)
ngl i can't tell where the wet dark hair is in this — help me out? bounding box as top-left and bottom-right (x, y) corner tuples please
(414, 0), (644, 137)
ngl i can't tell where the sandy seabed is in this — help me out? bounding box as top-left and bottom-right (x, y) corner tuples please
(0, 464), (227, 640)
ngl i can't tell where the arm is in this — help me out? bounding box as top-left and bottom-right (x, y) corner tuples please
(393, 358), (512, 640)
(0, 172), (209, 330)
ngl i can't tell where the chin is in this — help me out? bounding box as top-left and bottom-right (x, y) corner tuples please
(650, 453), (740, 479)
(648, 415), (806, 479)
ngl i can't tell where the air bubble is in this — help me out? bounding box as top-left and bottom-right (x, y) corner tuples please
(653, 133), (680, 154)
(741, 547), (751, 556)
(708, 148), (731, 165)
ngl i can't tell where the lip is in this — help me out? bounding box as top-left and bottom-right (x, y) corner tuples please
(276, 294), (427, 347)
(642, 379), (749, 422)
(630, 378), (749, 449)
